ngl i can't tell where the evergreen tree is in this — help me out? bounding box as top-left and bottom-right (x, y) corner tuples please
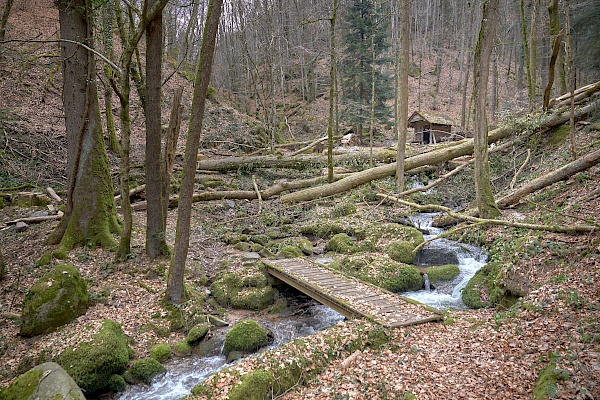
(340, 0), (393, 139)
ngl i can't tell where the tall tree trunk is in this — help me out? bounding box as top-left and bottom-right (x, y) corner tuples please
(395, 0), (409, 193)
(146, 0), (169, 259)
(543, 0), (561, 111)
(327, 0), (338, 183)
(472, 0), (500, 219)
(49, 0), (121, 250)
(520, 0), (534, 108)
(565, 0), (577, 161)
(0, 0), (14, 41)
(101, 3), (121, 155)
(0, 248), (6, 280)
(168, 0), (223, 304)
(529, 0), (540, 104)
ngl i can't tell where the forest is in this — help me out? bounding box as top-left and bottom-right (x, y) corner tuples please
(0, 0), (599, 399)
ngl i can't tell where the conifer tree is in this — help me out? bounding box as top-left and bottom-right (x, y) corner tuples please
(340, 0), (393, 140)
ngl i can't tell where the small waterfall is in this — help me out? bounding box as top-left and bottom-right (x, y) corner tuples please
(423, 274), (431, 291)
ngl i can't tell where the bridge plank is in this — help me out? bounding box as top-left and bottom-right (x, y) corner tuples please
(265, 258), (442, 328)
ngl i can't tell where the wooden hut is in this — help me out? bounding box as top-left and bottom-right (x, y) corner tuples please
(408, 111), (456, 144)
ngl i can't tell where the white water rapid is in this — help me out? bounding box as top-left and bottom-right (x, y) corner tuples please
(402, 213), (488, 310)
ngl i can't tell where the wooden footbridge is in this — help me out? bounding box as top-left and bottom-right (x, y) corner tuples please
(264, 258), (443, 328)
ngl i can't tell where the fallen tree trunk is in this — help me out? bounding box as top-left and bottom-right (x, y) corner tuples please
(281, 101), (598, 203)
(379, 194), (598, 235)
(497, 148), (600, 208)
(131, 174), (351, 211)
(196, 148), (397, 171)
(5, 211), (64, 225)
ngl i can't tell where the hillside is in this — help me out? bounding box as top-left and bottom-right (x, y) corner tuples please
(1, 1), (599, 400)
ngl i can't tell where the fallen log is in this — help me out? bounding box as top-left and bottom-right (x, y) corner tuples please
(46, 187), (63, 203)
(280, 101), (598, 203)
(379, 194), (598, 235)
(497, 148), (600, 208)
(5, 211), (64, 225)
(195, 148), (397, 171)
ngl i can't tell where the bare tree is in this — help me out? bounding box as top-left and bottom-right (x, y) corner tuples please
(472, 0), (500, 219)
(168, 0), (223, 304)
(396, 0), (410, 193)
(0, 0), (14, 40)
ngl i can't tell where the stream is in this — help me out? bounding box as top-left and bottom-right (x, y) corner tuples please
(117, 304), (344, 400)
(401, 213), (488, 310)
(119, 214), (486, 399)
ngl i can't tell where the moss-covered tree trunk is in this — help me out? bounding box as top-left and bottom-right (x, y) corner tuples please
(472, 0), (500, 219)
(395, 0), (410, 193)
(49, 0), (121, 250)
(0, 248), (6, 280)
(168, 0), (223, 304)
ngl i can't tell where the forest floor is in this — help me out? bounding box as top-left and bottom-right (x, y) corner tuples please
(1, 1), (600, 399)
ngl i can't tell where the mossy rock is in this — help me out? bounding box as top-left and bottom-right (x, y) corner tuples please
(353, 257), (423, 293)
(210, 267), (276, 311)
(174, 340), (192, 356)
(187, 323), (210, 345)
(299, 221), (353, 239)
(366, 223), (424, 247)
(108, 374), (126, 392)
(227, 369), (274, 400)
(1, 362), (86, 400)
(296, 238), (313, 255)
(278, 245), (304, 258)
(385, 241), (417, 264)
(222, 232), (248, 245)
(249, 234), (269, 246)
(129, 358), (165, 384)
(223, 319), (269, 356)
(325, 233), (355, 253)
(425, 264), (460, 283)
(20, 263), (89, 337)
(149, 343), (172, 363)
(58, 319), (131, 396)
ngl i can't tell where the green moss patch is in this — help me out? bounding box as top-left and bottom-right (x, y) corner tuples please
(187, 323), (210, 345)
(20, 263), (89, 337)
(129, 358), (165, 384)
(149, 343), (172, 363)
(210, 265), (275, 310)
(533, 358), (569, 400)
(425, 264), (460, 283)
(223, 319), (269, 356)
(385, 241), (417, 264)
(174, 340), (192, 356)
(366, 223), (424, 247)
(227, 369), (274, 400)
(346, 257), (423, 293)
(58, 320), (131, 397)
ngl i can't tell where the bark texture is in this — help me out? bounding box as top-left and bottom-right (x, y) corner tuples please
(168, 0), (223, 304)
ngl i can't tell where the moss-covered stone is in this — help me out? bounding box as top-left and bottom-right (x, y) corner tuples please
(210, 266), (276, 311)
(129, 358), (165, 384)
(108, 374), (126, 392)
(325, 233), (354, 253)
(149, 343), (172, 363)
(299, 221), (353, 239)
(366, 223), (424, 247)
(20, 263), (89, 337)
(58, 320), (131, 396)
(350, 257), (423, 293)
(385, 241), (417, 264)
(296, 238), (314, 255)
(223, 319), (269, 356)
(1, 362), (85, 400)
(227, 369), (274, 400)
(174, 340), (192, 356)
(187, 323), (210, 345)
(426, 264), (460, 283)
(222, 232), (248, 245)
(278, 245), (304, 258)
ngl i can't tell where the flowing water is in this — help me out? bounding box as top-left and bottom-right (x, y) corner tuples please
(118, 213), (485, 399)
(117, 305), (344, 400)
(402, 213), (488, 310)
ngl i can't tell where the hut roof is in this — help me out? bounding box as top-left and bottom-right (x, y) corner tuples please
(408, 111), (455, 127)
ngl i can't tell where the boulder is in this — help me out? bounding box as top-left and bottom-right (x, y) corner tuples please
(0, 362), (85, 400)
(58, 319), (131, 396)
(415, 244), (459, 266)
(20, 264), (89, 337)
(15, 221), (28, 232)
(223, 319), (269, 356)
